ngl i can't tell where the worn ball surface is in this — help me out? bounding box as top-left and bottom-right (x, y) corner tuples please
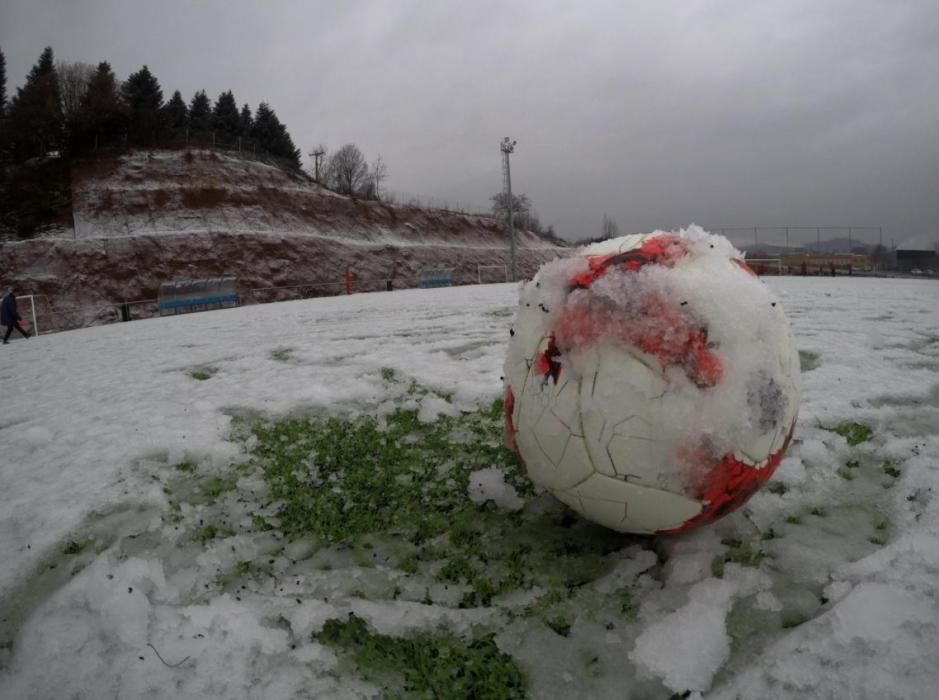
(503, 227), (800, 534)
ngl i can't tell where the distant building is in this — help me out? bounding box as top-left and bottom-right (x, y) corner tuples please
(896, 235), (939, 272)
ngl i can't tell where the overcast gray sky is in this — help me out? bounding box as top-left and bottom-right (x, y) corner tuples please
(2, 0), (938, 245)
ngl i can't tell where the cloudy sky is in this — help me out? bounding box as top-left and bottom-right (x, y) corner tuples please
(2, 0), (938, 244)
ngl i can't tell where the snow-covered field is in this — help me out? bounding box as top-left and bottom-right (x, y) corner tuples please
(0, 276), (937, 699)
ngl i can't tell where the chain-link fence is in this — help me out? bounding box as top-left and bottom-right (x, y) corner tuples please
(706, 226), (885, 255)
(383, 189), (495, 219)
(73, 131), (303, 175)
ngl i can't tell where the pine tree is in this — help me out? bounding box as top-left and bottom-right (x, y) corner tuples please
(188, 90), (212, 138)
(249, 102), (276, 151)
(250, 102), (300, 168)
(161, 90), (188, 139)
(239, 103), (252, 139)
(6, 46), (65, 160)
(74, 61), (128, 150)
(122, 65), (163, 145)
(212, 90), (241, 145)
(1, 47), (68, 237)
(0, 47), (7, 121)
(278, 128), (301, 169)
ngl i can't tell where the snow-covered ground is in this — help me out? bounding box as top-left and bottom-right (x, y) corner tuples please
(0, 276), (937, 699)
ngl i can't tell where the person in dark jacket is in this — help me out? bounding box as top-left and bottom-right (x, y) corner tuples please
(2, 291), (30, 344)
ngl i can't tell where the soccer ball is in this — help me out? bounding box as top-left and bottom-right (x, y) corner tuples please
(503, 227), (800, 535)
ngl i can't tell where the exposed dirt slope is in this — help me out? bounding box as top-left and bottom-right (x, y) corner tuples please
(1, 150), (569, 330)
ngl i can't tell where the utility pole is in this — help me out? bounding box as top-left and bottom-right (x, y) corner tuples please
(501, 137), (518, 282)
(310, 146), (326, 183)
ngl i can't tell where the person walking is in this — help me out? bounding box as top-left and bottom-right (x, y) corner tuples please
(2, 290), (31, 344)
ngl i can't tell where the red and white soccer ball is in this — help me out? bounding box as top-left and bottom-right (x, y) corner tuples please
(503, 227), (800, 535)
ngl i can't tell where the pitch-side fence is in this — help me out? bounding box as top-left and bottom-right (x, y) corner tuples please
(27, 265), (512, 334)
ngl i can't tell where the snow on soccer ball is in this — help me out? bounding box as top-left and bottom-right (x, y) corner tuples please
(503, 226), (801, 535)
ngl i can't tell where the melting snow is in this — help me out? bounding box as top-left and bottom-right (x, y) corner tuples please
(0, 276), (937, 699)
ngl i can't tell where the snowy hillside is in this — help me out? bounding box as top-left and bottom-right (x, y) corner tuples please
(0, 149), (568, 330)
(0, 275), (937, 699)
(68, 149), (560, 249)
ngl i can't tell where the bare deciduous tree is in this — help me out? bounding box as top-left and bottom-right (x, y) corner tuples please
(327, 143), (369, 195)
(57, 61), (95, 126)
(490, 191), (531, 228)
(602, 214), (619, 239)
(369, 154), (388, 200)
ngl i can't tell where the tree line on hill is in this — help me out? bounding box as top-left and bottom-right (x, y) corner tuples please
(0, 45), (304, 238)
(0, 46), (301, 168)
(1, 45), (564, 240)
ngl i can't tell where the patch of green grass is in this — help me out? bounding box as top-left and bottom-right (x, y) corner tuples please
(760, 528), (779, 541)
(252, 514), (274, 532)
(235, 560), (253, 576)
(436, 555), (479, 585)
(174, 461), (196, 473)
(246, 399), (629, 602)
(618, 587), (639, 620)
(202, 475), (237, 500)
(486, 307), (515, 319)
(821, 421), (873, 446)
(798, 349), (821, 372)
(380, 367), (396, 382)
(63, 540), (85, 555)
(524, 587), (566, 620)
(545, 616), (571, 637)
(882, 460), (901, 478)
(785, 515), (801, 525)
(810, 506), (828, 517)
(316, 613), (527, 700)
(720, 537), (767, 568)
(188, 368), (216, 381)
(270, 348), (293, 362)
(250, 401), (525, 545)
(460, 576), (499, 608)
(196, 523), (218, 543)
(399, 554), (419, 575)
(767, 481), (788, 495)
(194, 522), (234, 544)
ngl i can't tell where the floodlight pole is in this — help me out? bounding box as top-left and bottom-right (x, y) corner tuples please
(501, 137), (518, 282)
(310, 147), (326, 183)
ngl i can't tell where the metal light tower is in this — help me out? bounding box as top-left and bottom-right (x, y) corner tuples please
(309, 146), (326, 183)
(501, 137), (518, 282)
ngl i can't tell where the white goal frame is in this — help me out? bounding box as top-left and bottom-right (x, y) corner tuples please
(17, 294), (40, 336)
(745, 258), (783, 275)
(477, 264), (509, 284)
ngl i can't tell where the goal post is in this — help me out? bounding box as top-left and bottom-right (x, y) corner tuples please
(13, 294), (76, 336)
(17, 294), (39, 336)
(477, 264), (509, 284)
